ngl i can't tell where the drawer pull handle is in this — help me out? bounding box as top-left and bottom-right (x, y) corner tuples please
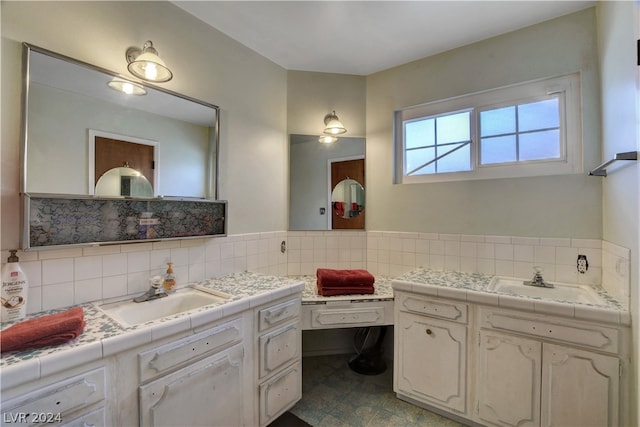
(426, 329), (432, 335)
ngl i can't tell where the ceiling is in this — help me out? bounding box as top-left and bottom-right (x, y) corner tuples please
(172, 1), (595, 76)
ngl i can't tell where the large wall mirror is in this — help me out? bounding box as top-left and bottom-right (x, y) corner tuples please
(21, 43), (219, 199)
(289, 134), (365, 230)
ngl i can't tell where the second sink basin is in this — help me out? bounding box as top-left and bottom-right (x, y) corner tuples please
(98, 286), (232, 327)
(488, 276), (604, 304)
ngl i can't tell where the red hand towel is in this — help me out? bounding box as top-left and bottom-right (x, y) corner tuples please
(317, 284), (375, 296)
(0, 307), (85, 353)
(316, 268), (375, 287)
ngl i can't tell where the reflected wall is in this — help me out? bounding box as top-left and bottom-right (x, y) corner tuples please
(289, 135), (365, 230)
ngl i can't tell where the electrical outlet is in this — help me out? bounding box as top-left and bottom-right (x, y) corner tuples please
(577, 255), (589, 274)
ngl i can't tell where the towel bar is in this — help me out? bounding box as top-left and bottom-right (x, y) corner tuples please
(589, 151), (638, 177)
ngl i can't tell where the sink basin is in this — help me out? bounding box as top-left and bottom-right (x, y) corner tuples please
(488, 276), (604, 304)
(98, 286), (232, 327)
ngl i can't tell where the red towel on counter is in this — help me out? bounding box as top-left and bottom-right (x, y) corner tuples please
(316, 268), (375, 296)
(316, 284), (375, 296)
(317, 268), (375, 287)
(0, 307), (85, 353)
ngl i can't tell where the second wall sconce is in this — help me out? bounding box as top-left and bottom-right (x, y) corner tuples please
(126, 40), (173, 83)
(323, 110), (347, 135)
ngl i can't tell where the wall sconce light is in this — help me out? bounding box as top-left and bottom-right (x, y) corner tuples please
(323, 110), (347, 135)
(126, 40), (173, 83)
(318, 135), (338, 144)
(107, 78), (147, 95)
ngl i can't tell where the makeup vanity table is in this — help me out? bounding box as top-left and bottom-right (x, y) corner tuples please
(296, 276), (394, 330)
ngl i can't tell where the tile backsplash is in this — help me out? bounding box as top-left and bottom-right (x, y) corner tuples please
(8, 231), (287, 315)
(1, 230), (631, 315)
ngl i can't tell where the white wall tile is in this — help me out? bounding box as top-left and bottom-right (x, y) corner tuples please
(22, 260), (42, 287)
(42, 282), (74, 310)
(127, 251), (150, 273)
(42, 258), (74, 285)
(74, 255), (102, 281)
(102, 275), (127, 300)
(149, 249), (172, 271)
(75, 278), (102, 304)
(495, 244), (514, 260)
(103, 253), (127, 277)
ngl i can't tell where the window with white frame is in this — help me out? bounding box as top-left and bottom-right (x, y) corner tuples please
(394, 74), (582, 183)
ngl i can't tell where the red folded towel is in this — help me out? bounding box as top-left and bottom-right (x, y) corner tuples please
(317, 284), (375, 297)
(0, 307), (85, 353)
(316, 268), (375, 287)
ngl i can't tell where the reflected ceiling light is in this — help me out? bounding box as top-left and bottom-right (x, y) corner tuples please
(126, 40), (173, 83)
(318, 134), (338, 144)
(323, 110), (347, 135)
(107, 78), (147, 95)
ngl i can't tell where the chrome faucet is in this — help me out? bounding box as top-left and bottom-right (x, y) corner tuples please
(524, 266), (554, 288)
(134, 276), (167, 303)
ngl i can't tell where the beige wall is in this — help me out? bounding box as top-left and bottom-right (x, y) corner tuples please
(287, 71), (366, 137)
(1, 0), (288, 249)
(365, 8), (602, 238)
(597, 1), (640, 424)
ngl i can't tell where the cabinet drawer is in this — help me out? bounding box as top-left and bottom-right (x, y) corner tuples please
(139, 317), (243, 382)
(310, 306), (385, 328)
(480, 308), (620, 354)
(1, 368), (106, 427)
(397, 293), (468, 324)
(259, 298), (300, 332)
(259, 362), (302, 426)
(259, 322), (300, 379)
(60, 406), (105, 427)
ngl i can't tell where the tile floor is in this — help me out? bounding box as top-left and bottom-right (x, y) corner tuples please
(289, 354), (465, 427)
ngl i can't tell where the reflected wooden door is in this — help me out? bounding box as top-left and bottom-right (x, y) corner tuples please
(331, 158), (364, 230)
(95, 137), (155, 188)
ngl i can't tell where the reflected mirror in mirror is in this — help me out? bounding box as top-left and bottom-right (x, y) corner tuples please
(331, 178), (364, 219)
(95, 167), (153, 197)
(289, 134), (365, 230)
(22, 44), (219, 199)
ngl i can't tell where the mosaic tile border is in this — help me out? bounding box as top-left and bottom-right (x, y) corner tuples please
(24, 194), (226, 249)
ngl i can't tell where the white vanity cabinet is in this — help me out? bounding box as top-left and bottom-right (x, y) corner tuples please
(1, 365), (109, 427)
(136, 316), (252, 427)
(393, 286), (629, 427)
(393, 291), (469, 416)
(477, 308), (623, 427)
(254, 296), (302, 426)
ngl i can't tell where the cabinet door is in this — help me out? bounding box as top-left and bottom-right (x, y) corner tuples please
(541, 343), (619, 427)
(395, 312), (467, 413)
(477, 331), (541, 427)
(139, 344), (245, 427)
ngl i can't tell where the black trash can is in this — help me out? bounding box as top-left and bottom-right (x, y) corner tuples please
(348, 326), (387, 375)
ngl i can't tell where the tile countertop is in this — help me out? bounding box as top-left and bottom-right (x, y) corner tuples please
(0, 272), (304, 390)
(393, 268), (630, 326)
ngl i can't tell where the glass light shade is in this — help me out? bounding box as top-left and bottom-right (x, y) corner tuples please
(318, 135), (338, 144)
(323, 111), (347, 135)
(128, 52), (173, 82)
(107, 78), (146, 95)
(127, 42), (173, 83)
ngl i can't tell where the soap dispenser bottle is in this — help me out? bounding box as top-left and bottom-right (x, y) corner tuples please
(1, 250), (29, 322)
(163, 262), (176, 292)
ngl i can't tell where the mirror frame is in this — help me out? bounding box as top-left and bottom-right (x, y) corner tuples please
(20, 43), (221, 200)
